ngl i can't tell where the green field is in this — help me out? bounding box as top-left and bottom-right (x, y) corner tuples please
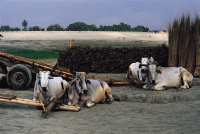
(1, 40), (166, 59)
(8, 50), (59, 59)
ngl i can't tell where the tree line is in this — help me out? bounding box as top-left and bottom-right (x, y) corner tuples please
(0, 19), (151, 32)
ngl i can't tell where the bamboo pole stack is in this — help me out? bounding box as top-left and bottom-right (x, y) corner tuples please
(168, 14), (200, 76)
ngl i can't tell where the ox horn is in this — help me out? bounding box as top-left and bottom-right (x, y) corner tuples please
(32, 62), (39, 73)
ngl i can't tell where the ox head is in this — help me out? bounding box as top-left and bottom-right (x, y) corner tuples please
(139, 57), (149, 81)
(37, 71), (53, 92)
(34, 63), (57, 92)
(70, 72), (91, 94)
(146, 57), (158, 85)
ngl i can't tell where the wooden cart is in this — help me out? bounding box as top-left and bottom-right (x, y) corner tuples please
(0, 51), (73, 90)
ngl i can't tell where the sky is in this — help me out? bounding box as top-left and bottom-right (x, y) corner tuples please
(0, 0), (200, 31)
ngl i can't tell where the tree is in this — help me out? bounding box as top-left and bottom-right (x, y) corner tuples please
(22, 19), (28, 31)
(13, 27), (21, 31)
(0, 26), (21, 31)
(65, 22), (98, 31)
(47, 24), (63, 31)
(99, 22), (131, 31)
(133, 25), (150, 32)
(0, 25), (11, 31)
(29, 26), (40, 31)
(65, 22), (87, 31)
(114, 22), (131, 31)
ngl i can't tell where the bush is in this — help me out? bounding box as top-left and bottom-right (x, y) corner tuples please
(58, 44), (168, 73)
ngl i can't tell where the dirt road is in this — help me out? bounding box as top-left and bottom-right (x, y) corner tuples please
(0, 73), (200, 134)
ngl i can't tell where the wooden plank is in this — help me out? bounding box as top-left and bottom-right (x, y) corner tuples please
(0, 97), (80, 111)
(58, 105), (80, 111)
(0, 98), (42, 107)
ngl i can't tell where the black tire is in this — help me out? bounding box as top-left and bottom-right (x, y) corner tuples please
(6, 64), (32, 90)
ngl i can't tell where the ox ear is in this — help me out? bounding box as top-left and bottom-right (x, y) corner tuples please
(71, 71), (76, 79)
(70, 81), (76, 87)
(48, 76), (53, 79)
(152, 61), (158, 66)
(86, 80), (91, 85)
(50, 63), (58, 74)
(149, 57), (154, 62)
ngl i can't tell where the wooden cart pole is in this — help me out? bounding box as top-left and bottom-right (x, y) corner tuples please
(37, 90), (46, 111)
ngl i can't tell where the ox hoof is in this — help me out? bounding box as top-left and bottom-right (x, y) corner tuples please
(181, 86), (187, 89)
(143, 85), (148, 89)
(163, 86), (168, 90)
(86, 103), (95, 108)
(68, 102), (73, 106)
(106, 101), (111, 104)
(86, 105), (92, 108)
(177, 88), (182, 91)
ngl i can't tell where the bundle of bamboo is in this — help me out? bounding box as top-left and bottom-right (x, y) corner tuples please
(168, 14), (200, 75)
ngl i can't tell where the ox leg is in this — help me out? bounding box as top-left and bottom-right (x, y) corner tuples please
(68, 93), (77, 106)
(181, 79), (189, 89)
(154, 84), (165, 91)
(68, 101), (72, 106)
(86, 101), (95, 108)
(126, 70), (130, 79)
(143, 78), (151, 89)
(104, 86), (114, 102)
(181, 82), (189, 89)
(154, 86), (165, 91)
(33, 91), (37, 101)
(126, 67), (132, 79)
(154, 83), (166, 91)
(181, 75), (192, 89)
(143, 82), (151, 89)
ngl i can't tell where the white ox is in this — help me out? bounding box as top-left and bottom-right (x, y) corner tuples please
(126, 57), (149, 84)
(68, 72), (114, 108)
(33, 71), (69, 101)
(143, 57), (193, 90)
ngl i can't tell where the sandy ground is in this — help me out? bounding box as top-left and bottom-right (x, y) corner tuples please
(0, 37), (200, 134)
(0, 31), (168, 43)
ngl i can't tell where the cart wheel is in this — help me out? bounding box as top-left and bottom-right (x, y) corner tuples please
(6, 64), (32, 90)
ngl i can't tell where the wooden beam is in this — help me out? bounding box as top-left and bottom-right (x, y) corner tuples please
(0, 97), (80, 111)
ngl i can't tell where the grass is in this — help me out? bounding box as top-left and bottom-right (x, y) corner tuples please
(8, 50), (59, 59)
